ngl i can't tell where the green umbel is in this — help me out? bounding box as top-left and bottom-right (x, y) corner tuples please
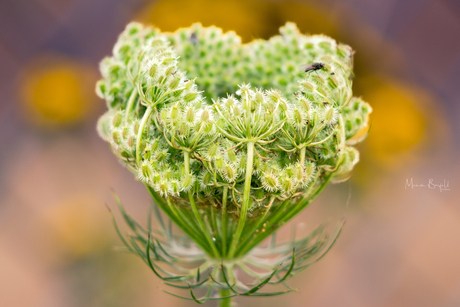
(98, 22), (371, 304)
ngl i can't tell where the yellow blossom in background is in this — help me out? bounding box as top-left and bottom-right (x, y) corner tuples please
(138, 0), (274, 41)
(20, 54), (97, 128)
(361, 76), (428, 166)
(42, 195), (111, 261)
(274, 1), (339, 38)
(137, 0), (339, 42)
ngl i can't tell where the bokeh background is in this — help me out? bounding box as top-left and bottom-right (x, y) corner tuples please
(1, 0), (460, 306)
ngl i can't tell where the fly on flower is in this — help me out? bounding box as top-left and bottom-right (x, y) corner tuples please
(190, 32), (198, 45)
(300, 62), (325, 73)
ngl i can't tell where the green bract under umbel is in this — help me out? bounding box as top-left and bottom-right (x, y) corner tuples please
(97, 22), (371, 260)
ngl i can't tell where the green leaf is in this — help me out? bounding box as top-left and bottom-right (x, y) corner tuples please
(242, 263), (282, 295)
(188, 284), (204, 304)
(220, 265), (238, 293)
(107, 205), (133, 252)
(164, 277), (210, 289)
(207, 268), (225, 288)
(155, 238), (175, 260)
(271, 247), (296, 284)
(161, 289), (195, 301)
(244, 289), (296, 297)
(145, 234), (186, 281)
(113, 192), (138, 232)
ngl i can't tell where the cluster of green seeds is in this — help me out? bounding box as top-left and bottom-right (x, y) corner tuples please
(97, 22), (371, 217)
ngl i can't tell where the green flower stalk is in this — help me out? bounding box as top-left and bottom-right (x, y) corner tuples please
(97, 22), (371, 304)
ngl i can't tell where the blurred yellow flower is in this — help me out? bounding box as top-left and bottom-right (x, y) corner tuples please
(43, 195), (110, 261)
(274, 1), (339, 38)
(20, 54), (96, 128)
(138, 0), (274, 42)
(361, 76), (427, 166)
(137, 0), (339, 42)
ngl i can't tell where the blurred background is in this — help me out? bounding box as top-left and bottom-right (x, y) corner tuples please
(0, 0), (459, 306)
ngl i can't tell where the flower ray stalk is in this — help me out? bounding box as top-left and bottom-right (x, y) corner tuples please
(228, 141), (254, 258)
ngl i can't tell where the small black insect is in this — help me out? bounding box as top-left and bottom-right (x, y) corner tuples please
(190, 33), (198, 45)
(302, 62), (325, 73)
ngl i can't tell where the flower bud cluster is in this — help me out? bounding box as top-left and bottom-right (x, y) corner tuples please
(170, 24), (243, 101)
(96, 23), (159, 108)
(97, 22), (371, 216)
(169, 22), (354, 103)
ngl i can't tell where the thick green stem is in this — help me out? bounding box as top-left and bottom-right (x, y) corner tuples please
(209, 205), (219, 241)
(219, 263), (233, 306)
(228, 141), (254, 258)
(219, 290), (232, 307)
(124, 89), (138, 122)
(136, 107), (153, 164)
(221, 186), (228, 257)
(183, 150), (191, 173)
(184, 151), (220, 258)
(234, 195), (275, 254)
(300, 146), (306, 165)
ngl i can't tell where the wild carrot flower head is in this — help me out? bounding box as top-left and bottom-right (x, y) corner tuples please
(97, 22), (371, 303)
